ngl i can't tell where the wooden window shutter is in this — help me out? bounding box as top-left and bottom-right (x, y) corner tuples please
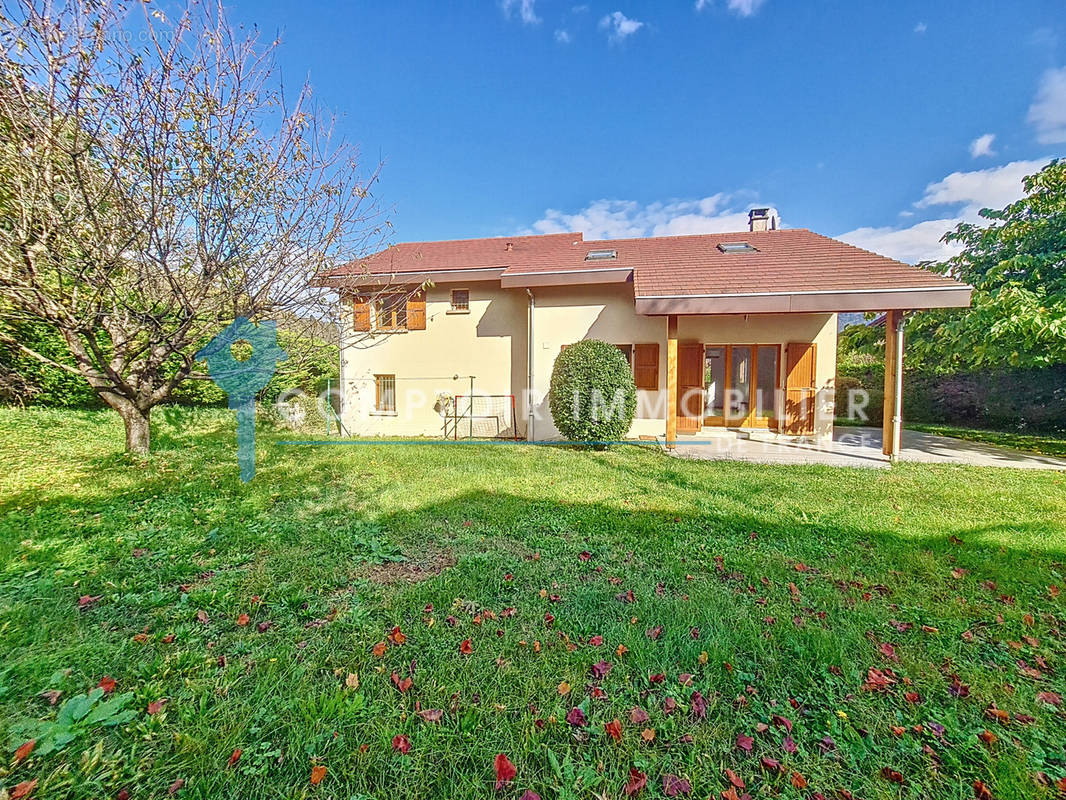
(406, 290), (426, 330)
(352, 295), (371, 332)
(633, 343), (659, 390)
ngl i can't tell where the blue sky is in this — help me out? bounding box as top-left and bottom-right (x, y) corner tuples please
(231, 0), (1066, 263)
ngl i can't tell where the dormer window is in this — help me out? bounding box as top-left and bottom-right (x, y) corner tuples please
(717, 242), (757, 254)
(585, 249), (617, 261)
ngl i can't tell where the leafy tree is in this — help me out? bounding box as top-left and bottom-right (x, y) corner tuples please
(0, 1), (389, 452)
(906, 159), (1066, 371)
(549, 340), (636, 445)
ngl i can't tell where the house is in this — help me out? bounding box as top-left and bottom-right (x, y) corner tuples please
(315, 209), (972, 455)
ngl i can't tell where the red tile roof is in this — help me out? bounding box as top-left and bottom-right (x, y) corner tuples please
(319, 228), (968, 301)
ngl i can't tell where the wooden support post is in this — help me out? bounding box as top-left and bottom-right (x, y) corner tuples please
(666, 315), (678, 449)
(882, 309), (902, 458)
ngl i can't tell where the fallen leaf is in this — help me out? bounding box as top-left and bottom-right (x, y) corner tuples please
(624, 767), (648, 796)
(978, 729), (998, 746)
(558, 681), (571, 695)
(228, 748), (242, 766)
(519, 792), (540, 800)
(640, 727), (655, 742)
(236, 613), (250, 626)
(388, 626), (406, 645)
(662, 773), (692, 796)
(973, 779), (994, 800)
(168, 778), (185, 795)
(417, 708), (443, 723)
(605, 718), (623, 742)
(310, 764), (327, 784)
(345, 672), (360, 690)
(460, 638), (473, 655)
(392, 734), (411, 754)
(880, 767), (904, 785)
(98, 676), (116, 693)
(591, 660), (612, 679)
(391, 672), (413, 693)
(736, 733), (754, 752)
(13, 739), (35, 764)
(629, 707), (649, 724)
(690, 690), (707, 719)
(494, 753), (517, 789)
(1036, 691), (1062, 707)
(724, 768), (745, 789)
(147, 698), (168, 714)
(196, 609), (209, 625)
(77, 595), (102, 609)
(791, 771), (808, 789)
(565, 707), (587, 727)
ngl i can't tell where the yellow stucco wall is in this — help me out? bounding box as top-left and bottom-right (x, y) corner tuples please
(339, 280), (837, 440)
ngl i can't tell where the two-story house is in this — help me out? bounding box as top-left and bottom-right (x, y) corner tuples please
(315, 209), (972, 455)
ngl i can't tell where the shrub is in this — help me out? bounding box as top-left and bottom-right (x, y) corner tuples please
(549, 340), (636, 445)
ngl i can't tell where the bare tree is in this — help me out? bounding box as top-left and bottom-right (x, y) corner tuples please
(0, 0), (402, 453)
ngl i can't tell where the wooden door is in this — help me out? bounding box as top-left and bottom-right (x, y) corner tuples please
(677, 343), (703, 434)
(784, 343), (817, 435)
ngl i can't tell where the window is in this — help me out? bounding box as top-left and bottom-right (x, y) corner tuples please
(450, 289), (470, 312)
(374, 374), (396, 413)
(374, 293), (408, 331)
(717, 242), (757, 254)
(585, 249), (617, 261)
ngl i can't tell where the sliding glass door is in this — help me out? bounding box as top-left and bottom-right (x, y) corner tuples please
(703, 344), (780, 428)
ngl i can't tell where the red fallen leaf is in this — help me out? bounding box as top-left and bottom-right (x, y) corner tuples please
(904, 691), (921, 704)
(78, 595), (102, 608)
(645, 625), (663, 640)
(519, 792), (540, 800)
(662, 773), (692, 796)
(648, 673), (665, 684)
(736, 733), (754, 752)
(862, 667), (897, 692)
(161, 633), (175, 643)
(544, 612), (555, 626)
(794, 562), (810, 572)
(1015, 713), (1036, 725)
(629, 707), (650, 724)
(372, 641), (388, 657)
(591, 660), (612, 679)
(604, 718), (623, 742)
(791, 771), (808, 789)
(13, 739), (35, 764)
(391, 672), (413, 693)
(236, 613), (250, 626)
(878, 642), (899, 662)
(890, 725), (906, 736)
(678, 673), (693, 686)
(494, 753), (517, 789)
(147, 698), (168, 714)
(1036, 691), (1062, 706)
(565, 707), (587, 727)
(388, 626), (406, 645)
(880, 767), (904, 784)
(460, 638), (473, 655)
(392, 734), (411, 754)
(579, 551), (592, 561)
(417, 708), (443, 723)
(662, 696), (678, 714)
(624, 767), (648, 796)
(723, 768), (745, 789)
(721, 789), (741, 800)
(690, 690), (707, 719)
(98, 676), (116, 693)
(168, 778), (185, 795)
(760, 756), (781, 772)
(962, 630), (975, 642)
(782, 735), (797, 753)
(117, 790), (130, 800)
(11, 779), (37, 799)
(973, 779), (994, 800)
(256, 621), (272, 633)
(951, 567), (968, 578)
(978, 729), (998, 746)
(589, 635), (604, 646)
(771, 714), (792, 732)
(310, 764), (327, 783)
(228, 748), (242, 766)
(985, 705), (1010, 726)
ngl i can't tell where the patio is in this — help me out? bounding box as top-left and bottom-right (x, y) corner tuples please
(661, 426), (1066, 470)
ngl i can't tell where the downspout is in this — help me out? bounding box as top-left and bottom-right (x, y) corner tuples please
(891, 312), (905, 462)
(526, 288), (535, 441)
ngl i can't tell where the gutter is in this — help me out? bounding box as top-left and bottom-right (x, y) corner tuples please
(526, 288), (535, 442)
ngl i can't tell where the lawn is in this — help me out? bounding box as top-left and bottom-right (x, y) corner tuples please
(1, 407), (1065, 800)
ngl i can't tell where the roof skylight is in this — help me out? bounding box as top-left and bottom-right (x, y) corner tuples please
(717, 242), (757, 254)
(585, 249), (618, 261)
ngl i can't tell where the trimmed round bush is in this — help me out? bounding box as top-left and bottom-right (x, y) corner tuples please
(549, 339), (637, 445)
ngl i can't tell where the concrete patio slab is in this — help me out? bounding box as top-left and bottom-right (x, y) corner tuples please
(661, 426), (1066, 470)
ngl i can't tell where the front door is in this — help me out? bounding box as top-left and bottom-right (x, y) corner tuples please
(677, 343), (703, 434)
(784, 342), (817, 435)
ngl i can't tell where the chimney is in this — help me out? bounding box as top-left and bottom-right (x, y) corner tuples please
(505, 241), (514, 251)
(748, 207), (779, 232)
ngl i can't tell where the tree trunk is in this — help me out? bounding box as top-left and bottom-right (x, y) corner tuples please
(102, 394), (152, 455)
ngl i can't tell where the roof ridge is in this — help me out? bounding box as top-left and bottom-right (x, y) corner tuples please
(582, 228), (812, 245)
(380, 231), (583, 249)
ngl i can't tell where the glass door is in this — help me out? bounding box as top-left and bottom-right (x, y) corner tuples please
(727, 346), (752, 423)
(704, 344), (781, 429)
(703, 347), (727, 426)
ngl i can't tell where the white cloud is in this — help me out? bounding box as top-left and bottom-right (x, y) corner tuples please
(727, 0), (767, 16)
(500, 0), (540, 25)
(1027, 66), (1066, 144)
(968, 133), (996, 158)
(599, 11), (644, 43)
(554, 28), (571, 43)
(524, 194), (765, 240)
(838, 158), (1047, 264)
(915, 159), (1045, 218)
(694, 0), (711, 10)
(914, 21), (927, 34)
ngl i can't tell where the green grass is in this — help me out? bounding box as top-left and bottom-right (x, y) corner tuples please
(2, 407), (1066, 799)
(905, 423), (1066, 459)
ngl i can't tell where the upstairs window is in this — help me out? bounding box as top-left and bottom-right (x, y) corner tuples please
(374, 293), (408, 331)
(450, 289), (470, 312)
